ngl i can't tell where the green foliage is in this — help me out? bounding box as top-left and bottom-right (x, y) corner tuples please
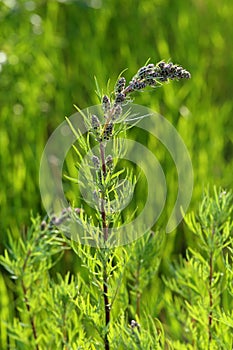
(0, 0), (232, 237)
(163, 187), (233, 349)
(1, 188), (232, 349)
(1, 1), (233, 349)
(0, 217), (69, 349)
(0, 214), (165, 348)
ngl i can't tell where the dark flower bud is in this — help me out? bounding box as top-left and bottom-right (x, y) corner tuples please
(92, 155), (100, 169)
(115, 77), (126, 93)
(137, 66), (147, 78)
(151, 67), (161, 78)
(175, 66), (183, 76)
(156, 61), (191, 82)
(40, 220), (47, 231)
(91, 114), (100, 130)
(137, 64), (155, 79)
(106, 154), (113, 169)
(184, 71), (191, 79)
(130, 319), (140, 329)
(146, 78), (157, 86)
(166, 62), (173, 70)
(61, 207), (71, 216)
(102, 95), (111, 113)
(112, 104), (122, 120)
(133, 80), (147, 90)
(115, 92), (126, 104)
(147, 63), (155, 69)
(159, 76), (168, 82)
(103, 122), (113, 140)
(50, 215), (62, 226)
(50, 215), (57, 224)
(158, 61), (166, 69)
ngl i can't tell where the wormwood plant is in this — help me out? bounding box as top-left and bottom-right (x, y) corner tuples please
(1, 61), (191, 350)
(163, 187), (233, 349)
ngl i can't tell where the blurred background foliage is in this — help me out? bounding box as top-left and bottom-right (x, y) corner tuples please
(0, 0), (233, 338)
(1, 0), (233, 237)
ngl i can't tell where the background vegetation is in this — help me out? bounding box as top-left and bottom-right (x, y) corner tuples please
(0, 0), (232, 348)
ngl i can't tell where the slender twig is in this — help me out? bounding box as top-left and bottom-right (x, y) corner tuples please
(100, 141), (108, 242)
(135, 262), (141, 318)
(21, 248), (39, 350)
(103, 266), (110, 350)
(62, 304), (68, 350)
(99, 140), (110, 350)
(21, 231), (48, 349)
(208, 227), (215, 348)
(100, 142), (107, 178)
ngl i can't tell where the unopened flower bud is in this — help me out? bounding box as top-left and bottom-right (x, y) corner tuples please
(91, 114), (100, 130)
(137, 66), (147, 78)
(106, 155), (113, 169)
(130, 319), (140, 329)
(115, 92), (126, 104)
(133, 80), (147, 90)
(40, 220), (47, 231)
(158, 61), (166, 69)
(156, 61), (191, 82)
(146, 77), (157, 86)
(102, 95), (111, 113)
(92, 155), (100, 169)
(115, 77), (126, 93)
(147, 63), (155, 70)
(112, 104), (122, 120)
(103, 122), (113, 140)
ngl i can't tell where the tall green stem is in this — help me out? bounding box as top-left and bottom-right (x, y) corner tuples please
(208, 227), (215, 348)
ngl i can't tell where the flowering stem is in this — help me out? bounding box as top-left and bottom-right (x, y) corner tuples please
(99, 141), (108, 241)
(91, 60), (191, 350)
(99, 141), (110, 350)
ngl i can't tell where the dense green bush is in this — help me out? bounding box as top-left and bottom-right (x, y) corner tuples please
(1, 188), (232, 349)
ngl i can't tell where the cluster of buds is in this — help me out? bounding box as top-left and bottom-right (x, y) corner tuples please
(41, 207), (81, 230)
(112, 61), (191, 106)
(124, 61), (191, 94)
(156, 61), (191, 81)
(102, 95), (122, 121)
(91, 105), (116, 142)
(92, 60), (191, 143)
(102, 122), (113, 141)
(112, 103), (122, 120)
(91, 114), (110, 142)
